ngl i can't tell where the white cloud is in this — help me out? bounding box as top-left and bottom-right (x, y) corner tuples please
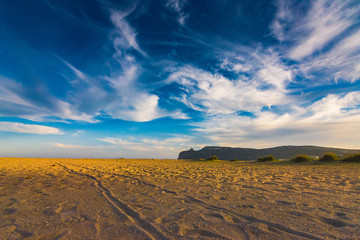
(63, 60), (86, 80)
(99, 8), (188, 122)
(192, 91), (360, 149)
(102, 61), (185, 122)
(51, 143), (118, 158)
(166, 0), (188, 26)
(0, 75), (99, 123)
(299, 28), (360, 82)
(255, 51), (293, 90)
(55, 101), (97, 123)
(0, 7), (188, 124)
(167, 50), (293, 115)
(220, 58), (250, 73)
(98, 136), (193, 150)
(177, 13), (188, 26)
(53, 143), (109, 149)
(338, 29), (360, 52)
(0, 122), (63, 135)
(288, 0), (359, 60)
(108, 94), (162, 122)
(110, 8), (146, 56)
(307, 91), (360, 120)
(269, 0), (360, 82)
(98, 137), (152, 151)
(270, 0), (293, 41)
(0, 77), (33, 107)
(257, 65), (292, 90)
(97, 135), (195, 158)
(72, 130), (85, 137)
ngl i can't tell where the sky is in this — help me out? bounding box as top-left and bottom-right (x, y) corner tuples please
(0, 0), (360, 158)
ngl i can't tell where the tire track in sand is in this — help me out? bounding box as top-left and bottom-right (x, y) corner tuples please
(183, 195), (325, 240)
(69, 164), (177, 195)
(57, 164), (171, 240)
(65, 164), (325, 240)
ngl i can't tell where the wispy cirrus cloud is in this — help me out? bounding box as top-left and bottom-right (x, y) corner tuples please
(53, 143), (111, 149)
(270, 0), (293, 42)
(269, 0), (360, 84)
(0, 75), (96, 123)
(61, 59), (86, 81)
(84, 5), (190, 122)
(0, 76), (32, 108)
(165, 0), (188, 26)
(287, 0), (359, 60)
(0, 122), (63, 135)
(0, 4), (188, 123)
(300, 28), (360, 82)
(102, 7), (186, 122)
(110, 8), (147, 56)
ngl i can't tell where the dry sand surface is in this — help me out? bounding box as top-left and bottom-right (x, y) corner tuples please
(0, 158), (360, 240)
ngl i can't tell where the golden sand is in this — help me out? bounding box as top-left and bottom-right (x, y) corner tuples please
(0, 158), (359, 239)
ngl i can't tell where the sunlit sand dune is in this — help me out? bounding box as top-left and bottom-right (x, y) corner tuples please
(1, 158), (359, 239)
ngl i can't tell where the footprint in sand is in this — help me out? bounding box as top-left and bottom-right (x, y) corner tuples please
(320, 217), (348, 227)
(167, 222), (180, 234)
(290, 211), (306, 217)
(155, 208), (192, 224)
(188, 228), (231, 240)
(241, 204), (255, 209)
(55, 202), (78, 221)
(0, 225), (18, 236)
(213, 195), (228, 201)
(0, 224), (33, 239)
(8, 198), (18, 206)
(335, 212), (350, 220)
(276, 200), (295, 206)
(201, 211), (226, 223)
(43, 207), (56, 216)
(3, 208), (16, 215)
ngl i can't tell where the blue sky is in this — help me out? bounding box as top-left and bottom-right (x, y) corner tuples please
(0, 0), (360, 158)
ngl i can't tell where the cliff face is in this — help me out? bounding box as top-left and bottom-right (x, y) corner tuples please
(178, 146), (360, 160)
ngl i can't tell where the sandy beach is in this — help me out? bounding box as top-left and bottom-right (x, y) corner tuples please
(1, 158), (359, 239)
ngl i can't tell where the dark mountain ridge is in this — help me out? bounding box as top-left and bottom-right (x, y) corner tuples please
(178, 145), (360, 160)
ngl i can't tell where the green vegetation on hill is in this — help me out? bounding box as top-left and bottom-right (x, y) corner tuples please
(342, 154), (360, 162)
(319, 153), (338, 162)
(207, 155), (219, 160)
(290, 154), (312, 163)
(178, 145), (360, 160)
(257, 155), (277, 162)
(192, 152), (360, 164)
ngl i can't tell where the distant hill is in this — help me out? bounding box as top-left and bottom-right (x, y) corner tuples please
(178, 146), (360, 160)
